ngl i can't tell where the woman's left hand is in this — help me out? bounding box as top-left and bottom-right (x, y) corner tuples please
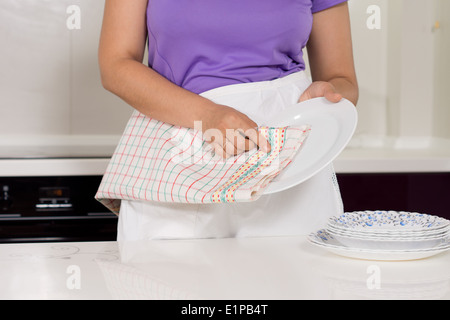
(298, 81), (342, 103)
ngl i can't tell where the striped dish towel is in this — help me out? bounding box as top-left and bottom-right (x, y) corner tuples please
(95, 111), (311, 214)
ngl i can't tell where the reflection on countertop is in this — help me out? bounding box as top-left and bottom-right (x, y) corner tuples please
(0, 237), (449, 300)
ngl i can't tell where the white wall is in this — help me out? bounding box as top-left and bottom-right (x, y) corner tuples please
(0, 0), (448, 149)
(388, 0), (436, 147)
(348, 0), (389, 146)
(0, 0), (132, 137)
(433, 0), (450, 140)
(348, 0), (448, 148)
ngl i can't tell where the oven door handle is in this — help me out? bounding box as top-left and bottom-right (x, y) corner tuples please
(0, 214), (117, 221)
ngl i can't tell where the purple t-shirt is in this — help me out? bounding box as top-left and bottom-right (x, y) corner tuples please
(146, 0), (347, 94)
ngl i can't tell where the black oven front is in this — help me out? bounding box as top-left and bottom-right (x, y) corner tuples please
(0, 176), (117, 243)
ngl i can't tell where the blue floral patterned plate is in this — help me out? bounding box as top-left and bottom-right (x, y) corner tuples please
(327, 210), (450, 234)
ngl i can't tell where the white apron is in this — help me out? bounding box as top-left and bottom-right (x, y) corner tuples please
(117, 71), (343, 241)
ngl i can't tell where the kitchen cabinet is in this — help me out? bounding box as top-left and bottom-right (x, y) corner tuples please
(335, 142), (450, 220)
(338, 172), (450, 220)
(1, 153), (449, 244)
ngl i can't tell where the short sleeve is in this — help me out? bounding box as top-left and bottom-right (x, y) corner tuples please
(311, 0), (348, 13)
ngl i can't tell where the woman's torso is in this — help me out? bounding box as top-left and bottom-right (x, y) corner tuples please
(146, 0), (316, 94)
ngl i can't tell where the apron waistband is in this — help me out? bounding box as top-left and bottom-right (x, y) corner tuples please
(200, 71), (310, 100)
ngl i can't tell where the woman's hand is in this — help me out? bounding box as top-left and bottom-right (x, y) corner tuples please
(201, 103), (271, 158)
(298, 81), (343, 103)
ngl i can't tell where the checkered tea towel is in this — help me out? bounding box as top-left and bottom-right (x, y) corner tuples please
(95, 111), (311, 214)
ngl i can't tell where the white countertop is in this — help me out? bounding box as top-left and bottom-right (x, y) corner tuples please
(334, 138), (450, 173)
(1, 138), (450, 176)
(1, 237), (449, 300)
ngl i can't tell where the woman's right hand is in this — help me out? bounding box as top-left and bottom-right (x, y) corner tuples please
(201, 104), (271, 158)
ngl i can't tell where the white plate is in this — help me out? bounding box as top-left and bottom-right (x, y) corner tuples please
(327, 210), (450, 233)
(315, 244), (450, 261)
(326, 226), (450, 241)
(264, 97), (357, 194)
(308, 229), (450, 261)
(328, 232), (449, 251)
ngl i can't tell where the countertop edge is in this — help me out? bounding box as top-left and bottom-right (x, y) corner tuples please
(1, 152), (450, 176)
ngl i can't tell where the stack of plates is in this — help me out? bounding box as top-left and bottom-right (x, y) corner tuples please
(308, 210), (450, 261)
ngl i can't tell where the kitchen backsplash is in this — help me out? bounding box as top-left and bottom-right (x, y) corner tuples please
(0, 0), (132, 137)
(0, 0), (449, 145)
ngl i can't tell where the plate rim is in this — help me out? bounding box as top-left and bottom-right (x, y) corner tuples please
(264, 97), (357, 194)
(307, 229), (450, 253)
(327, 210), (450, 233)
